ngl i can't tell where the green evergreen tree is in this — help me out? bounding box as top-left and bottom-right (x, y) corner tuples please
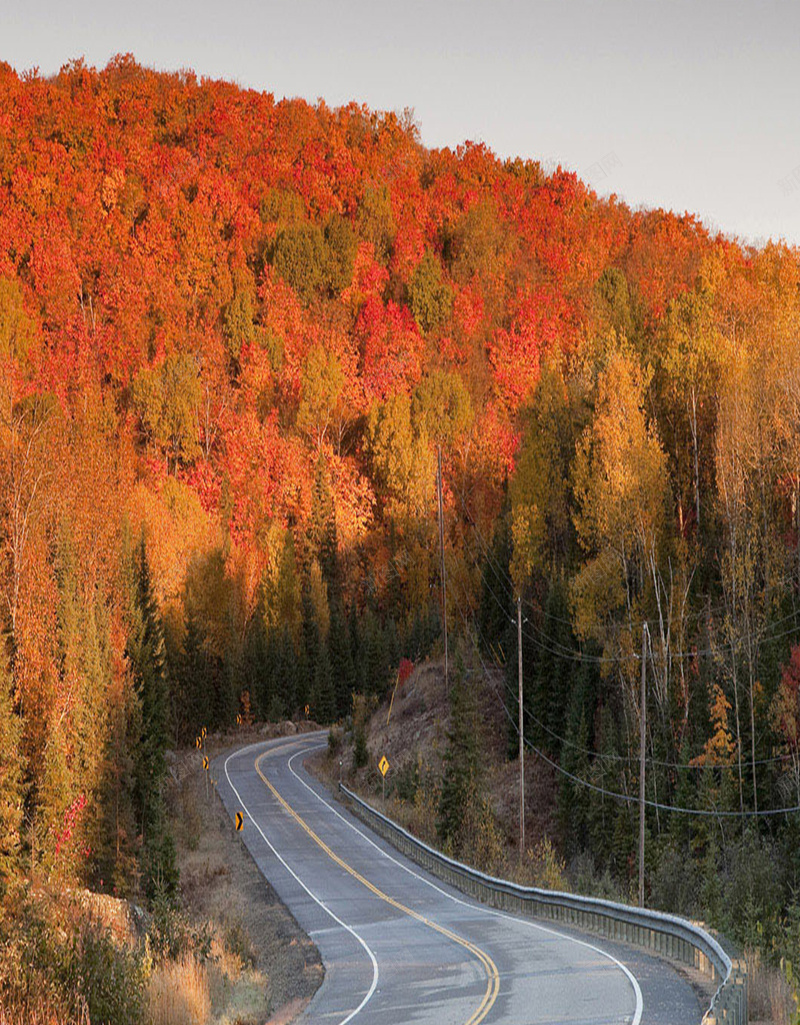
(543, 579), (576, 753)
(176, 608), (209, 742)
(300, 587), (320, 714)
(478, 499), (513, 650)
(310, 455), (339, 599)
(363, 610), (389, 696)
(127, 535), (177, 902)
(93, 675), (139, 897)
(277, 625), (297, 717)
(329, 601), (356, 718)
(438, 659), (479, 849)
(312, 639), (336, 724)
(348, 604), (363, 692)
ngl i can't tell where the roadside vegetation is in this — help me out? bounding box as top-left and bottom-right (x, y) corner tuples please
(0, 724), (321, 1025)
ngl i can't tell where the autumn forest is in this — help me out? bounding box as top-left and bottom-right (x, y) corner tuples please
(2, 54), (800, 1021)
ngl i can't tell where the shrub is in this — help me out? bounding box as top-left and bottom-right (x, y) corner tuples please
(353, 722), (369, 770)
(524, 837), (568, 892)
(0, 892), (146, 1025)
(222, 917), (256, 970)
(327, 726), (342, 758)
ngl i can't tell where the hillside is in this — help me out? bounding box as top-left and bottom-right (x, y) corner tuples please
(2, 54), (800, 1023)
(315, 653), (562, 883)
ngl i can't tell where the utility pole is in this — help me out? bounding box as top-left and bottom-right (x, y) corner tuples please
(639, 622), (649, 908)
(518, 596), (525, 860)
(437, 444), (448, 693)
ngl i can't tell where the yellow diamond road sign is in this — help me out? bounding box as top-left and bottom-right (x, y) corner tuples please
(379, 755), (389, 777)
(235, 811), (244, 831)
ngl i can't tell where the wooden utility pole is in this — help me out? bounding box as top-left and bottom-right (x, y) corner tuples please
(437, 445), (448, 693)
(518, 596), (525, 859)
(639, 622), (649, 908)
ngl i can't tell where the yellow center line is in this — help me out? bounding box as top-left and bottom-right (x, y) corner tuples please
(254, 744), (500, 1025)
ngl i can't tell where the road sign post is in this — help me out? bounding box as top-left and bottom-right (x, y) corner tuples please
(379, 755), (389, 801)
(235, 811), (244, 832)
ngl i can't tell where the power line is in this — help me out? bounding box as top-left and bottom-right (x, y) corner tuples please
(482, 642), (800, 818)
(461, 554), (798, 777)
(455, 478), (800, 664)
(457, 477), (800, 638)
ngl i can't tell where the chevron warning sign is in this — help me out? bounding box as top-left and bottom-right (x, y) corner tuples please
(202, 756), (209, 770)
(235, 812), (244, 831)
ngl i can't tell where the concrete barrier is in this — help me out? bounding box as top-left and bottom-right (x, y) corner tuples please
(339, 783), (747, 1025)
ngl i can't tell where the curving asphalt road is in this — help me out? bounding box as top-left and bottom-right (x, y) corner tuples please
(216, 733), (703, 1025)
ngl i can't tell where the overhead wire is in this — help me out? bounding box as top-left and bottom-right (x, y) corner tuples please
(454, 477), (800, 665)
(470, 615), (800, 817)
(450, 500), (799, 776)
(456, 476), (800, 640)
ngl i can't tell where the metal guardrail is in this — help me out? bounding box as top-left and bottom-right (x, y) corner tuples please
(339, 783), (747, 1025)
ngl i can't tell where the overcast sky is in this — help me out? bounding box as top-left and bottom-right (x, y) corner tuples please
(4, 0), (800, 246)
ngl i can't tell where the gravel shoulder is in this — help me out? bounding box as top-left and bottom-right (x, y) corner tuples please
(170, 723), (324, 1023)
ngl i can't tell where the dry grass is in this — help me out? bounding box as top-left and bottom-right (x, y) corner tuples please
(746, 948), (796, 1025)
(0, 997), (90, 1025)
(147, 956), (211, 1025)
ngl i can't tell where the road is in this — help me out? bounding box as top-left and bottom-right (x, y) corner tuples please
(217, 733), (703, 1025)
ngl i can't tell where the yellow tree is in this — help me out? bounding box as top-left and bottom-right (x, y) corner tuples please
(0, 278), (54, 649)
(714, 324), (782, 814)
(656, 278), (720, 535)
(571, 347), (671, 742)
(297, 344), (345, 453)
(510, 358), (584, 590)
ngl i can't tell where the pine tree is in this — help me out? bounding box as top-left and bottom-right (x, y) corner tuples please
(478, 496), (513, 649)
(329, 600), (356, 718)
(438, 659), (479, 849)
(275, 625), (296, 718)
(127, 535), (177, 902)
(363, 610), (389, 696)
(312, 639), (336, 724)
(0, 640), (24, 894)
(543, 578), (576, 753)
(348, 604), (363, 692)
(300, 587), (320, 714)
(176, 608), (210, 742)
(94, 673), (139, 896)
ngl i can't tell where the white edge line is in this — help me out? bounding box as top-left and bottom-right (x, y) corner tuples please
(286, 738), (644, 1025)
(223, 741), (379, 1025)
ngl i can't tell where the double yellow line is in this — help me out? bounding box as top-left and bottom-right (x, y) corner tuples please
(255, 746), (500, 1025)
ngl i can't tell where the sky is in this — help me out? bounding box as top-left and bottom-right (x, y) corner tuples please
(3, 0), (800, 246)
